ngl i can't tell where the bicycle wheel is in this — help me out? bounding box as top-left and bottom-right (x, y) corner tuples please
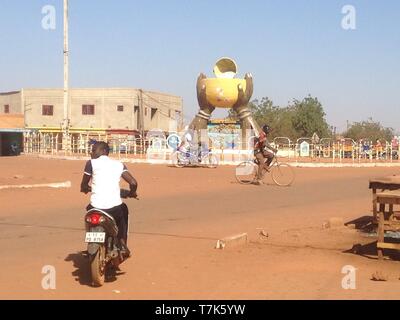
(203, 154), (219, 168)
(235, 161), (257, 184)
(171, 151), (185, 168)
(271, 163), (295, 186)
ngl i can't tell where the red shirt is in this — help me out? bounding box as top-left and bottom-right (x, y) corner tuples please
(255, 132), (267, 150)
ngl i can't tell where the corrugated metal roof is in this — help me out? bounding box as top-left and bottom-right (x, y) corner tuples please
(0, 91), (20, 96)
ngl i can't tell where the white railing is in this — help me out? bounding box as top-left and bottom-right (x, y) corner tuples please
(22, 131), (400, 164)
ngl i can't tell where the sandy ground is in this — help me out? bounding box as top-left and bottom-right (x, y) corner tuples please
(0, 155), (400, 300)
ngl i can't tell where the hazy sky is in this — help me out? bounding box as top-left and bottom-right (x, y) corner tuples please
(0, 0), (399, 133)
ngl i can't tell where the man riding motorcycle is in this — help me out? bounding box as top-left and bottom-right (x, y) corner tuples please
(80, 141), (138, 257)
(254, 124), (278, 185)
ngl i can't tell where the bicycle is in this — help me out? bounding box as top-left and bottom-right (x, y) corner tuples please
(235, 155), (295, 186)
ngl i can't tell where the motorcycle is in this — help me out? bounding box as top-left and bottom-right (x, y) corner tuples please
(171, 147), (219, 168)
(84, 189), (137, 287)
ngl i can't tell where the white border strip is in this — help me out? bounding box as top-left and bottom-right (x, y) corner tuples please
(33, 154), (400, 168)
(0, 181), (71, 190)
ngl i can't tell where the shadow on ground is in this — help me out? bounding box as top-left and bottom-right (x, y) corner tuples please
(343, 215), (400, 261)
(65, 251), (126, 287)
(345, 215), (375, 233)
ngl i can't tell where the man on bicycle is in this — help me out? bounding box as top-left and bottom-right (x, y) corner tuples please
(178, 129), (203, 163)
(254, 124), (278, 185)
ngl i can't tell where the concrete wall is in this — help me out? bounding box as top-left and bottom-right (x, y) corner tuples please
(19, 88), (182, 132)
(23, 89), (64, 128)
(0, 91), (22, 114)
(142, 91), (183, 132)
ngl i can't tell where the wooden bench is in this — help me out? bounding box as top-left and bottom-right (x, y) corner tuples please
(376, 190), (400, 259)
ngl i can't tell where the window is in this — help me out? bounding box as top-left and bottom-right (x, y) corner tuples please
(117, 105), (124, 112)
(82, 104), (95, 115)
(4, 105), (10, 113)
(42, 105), (54, 116)
(151, 108), (158, 120)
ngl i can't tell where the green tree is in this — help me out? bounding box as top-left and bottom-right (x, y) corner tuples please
(344, 118), (394, 142)
(227, 95), (332, 140)
(228, 97), (298, 139)
(290, 96), (330, 138)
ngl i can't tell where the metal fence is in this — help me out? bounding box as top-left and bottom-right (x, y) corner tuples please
(272, 137), (399, 163)
(22, 131), (399, 163)
(23, 132), (148, 158)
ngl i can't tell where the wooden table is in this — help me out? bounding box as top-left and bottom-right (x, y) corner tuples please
(369, 175), (400, 223)
(369, 176), (400, 259)
(376, 190), (400, 259)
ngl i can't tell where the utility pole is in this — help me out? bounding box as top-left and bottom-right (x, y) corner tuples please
(180, 98), (184, 131)
(62, 0), (70, 150)
(138, 89), (145, 137)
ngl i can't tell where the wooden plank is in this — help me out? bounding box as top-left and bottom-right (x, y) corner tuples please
(376, 191), (400, 199)
(377, 242), (400, 250)
(369, 182), (400, 190)
(369, 175), (400, 190)
(370, 175), (400, 185)
(378, 211), (385, 260)
(382, 222), (400, 227)
(383, 227), (400, 232)
(382, 220), (400, 225)
(377, 198), (400, 205)
(372, 189), (378, 223)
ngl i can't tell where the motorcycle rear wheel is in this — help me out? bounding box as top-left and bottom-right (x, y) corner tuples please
(90, 245), (106, 287)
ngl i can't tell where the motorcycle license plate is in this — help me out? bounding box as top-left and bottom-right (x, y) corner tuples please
(85, 232), (106, 243)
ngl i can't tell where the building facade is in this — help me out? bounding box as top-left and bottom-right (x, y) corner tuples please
(0, 88), (183, 134)
(0, 114), (25, 156)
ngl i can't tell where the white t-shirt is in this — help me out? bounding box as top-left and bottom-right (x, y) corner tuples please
(84, 156), (128, 209)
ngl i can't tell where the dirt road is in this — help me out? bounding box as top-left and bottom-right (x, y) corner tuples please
(0, 156), (400, 299)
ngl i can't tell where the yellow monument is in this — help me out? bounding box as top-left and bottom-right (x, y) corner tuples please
(190, 57), (261, 135)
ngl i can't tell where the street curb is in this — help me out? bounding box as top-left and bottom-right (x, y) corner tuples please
(215, 233), (248, 249)
(30, 154), (400, 168)
(0, 181), (72, 190)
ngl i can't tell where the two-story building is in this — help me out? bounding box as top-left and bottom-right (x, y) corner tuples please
(0, 88), (183, 135)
